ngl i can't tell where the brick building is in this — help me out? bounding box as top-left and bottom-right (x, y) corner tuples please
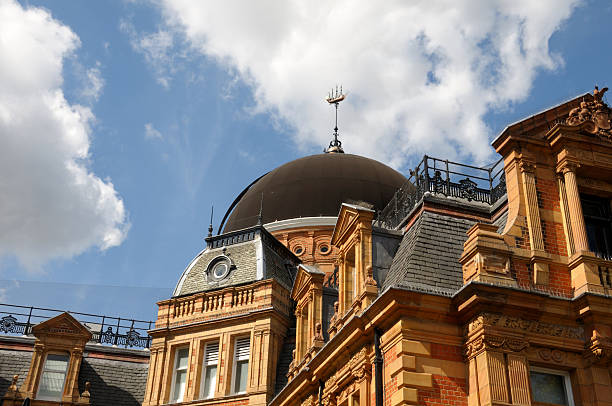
(2, 87), (612, 406)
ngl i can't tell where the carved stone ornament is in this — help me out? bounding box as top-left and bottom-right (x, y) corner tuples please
(465, 335), (529, 358)
(566, 86), (612, 142)
(314, 322), (324, 341)
(585, 337), (612, 365)
(537, 348), (567, 363)
(365, 266), (377, 287)
(300, 395), (315, 406)
(467, 313), (584, 340)
(81, 382), (91, 398)
(8, 374), (18, 393)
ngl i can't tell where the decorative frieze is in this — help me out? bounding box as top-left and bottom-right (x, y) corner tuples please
(468, 313), (583, 340)
(465, 335), (528, 359)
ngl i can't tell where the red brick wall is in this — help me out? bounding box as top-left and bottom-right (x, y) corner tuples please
(419, 375), (468, 406)
(541, 220), (567, 257)
(514, 261), (571, 298)
(535, 178), (560, 212)
(383, 345), (398, 406)
(430, 343), (463, 362)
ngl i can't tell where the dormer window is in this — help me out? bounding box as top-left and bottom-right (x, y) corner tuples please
(37, 353), (69, 401)
(581, 194), (612, 260)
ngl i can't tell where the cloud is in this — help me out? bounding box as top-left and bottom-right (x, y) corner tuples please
(120, 19), (178, 88)
(154, 1), (581, 167)
(80, 62), (104, 103)
(145, 122), (163, 139)
(0, 0), (128, 270)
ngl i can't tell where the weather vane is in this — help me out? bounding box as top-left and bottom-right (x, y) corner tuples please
(325, 85), (346, 153)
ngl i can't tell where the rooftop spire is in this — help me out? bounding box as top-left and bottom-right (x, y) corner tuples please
(325, 85), (346, 153)
(207, 205), (214, 237)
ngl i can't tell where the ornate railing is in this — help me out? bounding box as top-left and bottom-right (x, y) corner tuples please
(375, 155), (506, 229)
(0, 303), (153, 349)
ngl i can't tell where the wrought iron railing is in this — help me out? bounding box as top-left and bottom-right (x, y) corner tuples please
(375, 155), (506, 229)
(0, 303), (153, 349)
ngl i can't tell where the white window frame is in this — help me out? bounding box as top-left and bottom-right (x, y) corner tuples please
(199, 341), (219, 399)
(231, 336), (250, 394)
(170, 347), (190, 403)
(530, 366), (575, 406)
(37, 352), (70, 401)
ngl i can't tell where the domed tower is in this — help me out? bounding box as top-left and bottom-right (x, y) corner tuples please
(219, 152), (407, 281)
(144, 92), (408, 406)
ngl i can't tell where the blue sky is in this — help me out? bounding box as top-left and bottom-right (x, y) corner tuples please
(0, 0), (610, 321)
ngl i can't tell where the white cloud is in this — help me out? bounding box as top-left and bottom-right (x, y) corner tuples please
(121, 19), (178, 88)
(80, 62), (104, 103)
(145, 122), (163, 139)
(0, 0), (128, 270)
(154, 0), (581, 167)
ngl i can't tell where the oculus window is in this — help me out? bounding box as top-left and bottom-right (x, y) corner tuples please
(207, 256), (232, 281)
(232, 337), (250, 394)
(530, 368), (574, 406)
(37, 353), (69, 401)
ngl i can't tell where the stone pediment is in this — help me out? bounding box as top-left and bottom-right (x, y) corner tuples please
(32, 312), (92, 340)
(291, 264), (324, 300)
(331, 203), (374, 246)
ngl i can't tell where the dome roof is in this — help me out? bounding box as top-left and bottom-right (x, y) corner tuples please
(221, 153), (407, 233)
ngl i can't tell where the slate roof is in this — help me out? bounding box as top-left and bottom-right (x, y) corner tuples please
(0, 348), (31, 397)
(176, 226), (298, 297)
(78, 357), (149, 406)
(382, 211), (475, 295)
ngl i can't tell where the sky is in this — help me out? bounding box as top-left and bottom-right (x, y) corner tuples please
(0, 0), (611, 322)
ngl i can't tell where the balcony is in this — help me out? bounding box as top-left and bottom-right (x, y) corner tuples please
(375, 155), (506, 230)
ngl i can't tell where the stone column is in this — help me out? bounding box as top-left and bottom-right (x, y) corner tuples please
(21, 343), (44, 397)
(560, 161), (590, 253)
(295, 307), (302, 360)
(337, 255), (346, 315)
(519, 158), (544, 252)
(557, 174), (575, 257)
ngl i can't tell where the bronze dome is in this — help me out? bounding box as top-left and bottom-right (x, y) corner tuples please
(220, 153), (407, 233)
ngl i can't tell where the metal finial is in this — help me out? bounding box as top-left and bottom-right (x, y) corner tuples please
(257, 193), (264, 226)
(325, 85), (346, 153)
(207, 205), (214, 237)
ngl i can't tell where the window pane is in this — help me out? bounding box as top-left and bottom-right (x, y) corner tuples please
(202, 365), (217, 399)
(530, 372), (568, 405)
(38, 354), (69, 401)
(173, 370), (186, 402)
(176, 348), (189, 369)
(234, 360), (248, 393)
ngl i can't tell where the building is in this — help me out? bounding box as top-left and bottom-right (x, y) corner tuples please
(2, 86), (612, 406)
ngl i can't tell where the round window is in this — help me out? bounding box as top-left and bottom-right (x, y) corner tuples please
(212, 262), (229, 279)
(208, 256), (231, 281)
(319, 245), (329, 254)
(294, 246), (304, 255)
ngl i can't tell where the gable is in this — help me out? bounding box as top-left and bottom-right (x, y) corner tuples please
(32, 312), (92, 340)
(331, 204), (374, 246)
(291, 264), (324, 300)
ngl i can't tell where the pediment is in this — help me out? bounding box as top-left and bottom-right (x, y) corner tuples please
(291, 264), (324, 300)
(32, 312), (92, 340)
(331, 203), (374, 246)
